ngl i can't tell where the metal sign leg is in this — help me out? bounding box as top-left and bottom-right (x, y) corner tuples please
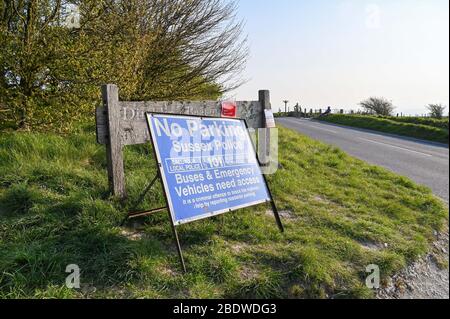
(131, 174), (159, 211)
(122, 172), (186, 272)
(122, 174), (165, 225)
(270, 200), (285, 233)
(261, 172), (284, 233)
(168, 213), (187, 273)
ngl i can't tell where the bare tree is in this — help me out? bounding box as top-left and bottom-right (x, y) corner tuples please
(135, 0), (248, 99)
(426, 104), (447, 119)
(63, 0), (248, 99)
(359, 97), (395, 116)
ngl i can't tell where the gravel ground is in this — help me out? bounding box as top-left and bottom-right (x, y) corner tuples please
(377, 228), (449, 299)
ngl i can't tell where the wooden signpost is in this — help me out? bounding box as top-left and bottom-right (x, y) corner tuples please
(96, 84), (274, 199)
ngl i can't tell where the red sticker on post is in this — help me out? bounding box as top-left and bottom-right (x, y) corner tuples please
(221, 102), (237, 118)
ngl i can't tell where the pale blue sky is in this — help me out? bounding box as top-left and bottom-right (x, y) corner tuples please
(231, 0), (449, 115)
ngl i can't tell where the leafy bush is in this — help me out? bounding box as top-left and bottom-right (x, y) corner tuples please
(0, 0), (246, 132)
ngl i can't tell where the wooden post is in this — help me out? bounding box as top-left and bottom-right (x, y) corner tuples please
(102, 84), (127, 199)
(259, 90), (270, 125)
(259, 90), (271, 166)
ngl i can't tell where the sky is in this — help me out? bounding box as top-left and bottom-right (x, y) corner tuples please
(230, 0), (449, 115)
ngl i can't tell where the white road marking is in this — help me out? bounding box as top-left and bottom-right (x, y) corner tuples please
(358, 138), (433, 157)
(282, 118), (338, 134)
(308, 126), (338, 134)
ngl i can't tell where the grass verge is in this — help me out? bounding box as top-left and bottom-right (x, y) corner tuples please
(382, 116), (448, 130)
(0, 126), (447, 299)
(317, 114), (449, 144)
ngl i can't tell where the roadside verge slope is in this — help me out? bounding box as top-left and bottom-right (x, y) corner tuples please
(0, 127), (447, 298)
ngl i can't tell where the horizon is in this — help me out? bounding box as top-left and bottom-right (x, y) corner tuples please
(230, 0), (449, 116)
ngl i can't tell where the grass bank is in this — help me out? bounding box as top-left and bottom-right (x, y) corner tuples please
(383, 116), (449, 130)
(0, 127), (447, 299)
(317, 114), (449, 144)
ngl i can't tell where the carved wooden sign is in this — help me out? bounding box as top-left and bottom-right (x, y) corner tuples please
(96, 101), (263, 146)
(96, 84), (272, 199)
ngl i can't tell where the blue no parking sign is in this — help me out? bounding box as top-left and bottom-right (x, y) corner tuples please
(146, 113), (272, 225)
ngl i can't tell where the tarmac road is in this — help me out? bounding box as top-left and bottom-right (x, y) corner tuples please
(277, 117), (449, 203)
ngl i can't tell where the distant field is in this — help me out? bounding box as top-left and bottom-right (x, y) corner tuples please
(317, 114), (449, 144)
(0, 126), (447, 299)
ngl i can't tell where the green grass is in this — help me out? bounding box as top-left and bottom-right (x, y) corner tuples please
(0, 126), (447, 299)
(317, 114), (449, 144)
(382, 116), (449, 130)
